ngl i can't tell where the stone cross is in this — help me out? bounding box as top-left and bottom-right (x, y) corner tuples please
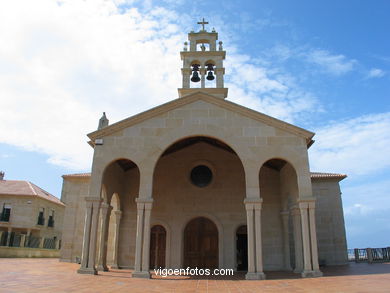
(197, 18), (208, 31)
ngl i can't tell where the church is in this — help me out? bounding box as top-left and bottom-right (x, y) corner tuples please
(60, 20), (348, 280)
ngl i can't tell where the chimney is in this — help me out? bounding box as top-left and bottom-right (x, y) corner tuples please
(0, 171), (4, 180)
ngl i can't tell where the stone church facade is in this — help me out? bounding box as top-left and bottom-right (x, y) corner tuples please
(60, 22), (348, 279)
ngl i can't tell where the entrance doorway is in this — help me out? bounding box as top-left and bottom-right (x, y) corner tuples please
(150, 225), (166, 269)
(184, 217), (218, 269)
(236, 225), (248, 271)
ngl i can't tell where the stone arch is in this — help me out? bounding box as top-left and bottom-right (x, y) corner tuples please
(258, 156), (301, 202)
(151, 130), (247, 178)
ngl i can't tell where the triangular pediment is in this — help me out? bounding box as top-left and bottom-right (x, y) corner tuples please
(88, 91), (315, 146)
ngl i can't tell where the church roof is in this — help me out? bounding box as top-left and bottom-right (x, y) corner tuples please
(0, 180), (64, 206)
(63, 171), (346, 181)
(310, 172), (347, 180)
(87, 91), (315, 147)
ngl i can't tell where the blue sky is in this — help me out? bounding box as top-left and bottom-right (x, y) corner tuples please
(0, 0), (389, 248)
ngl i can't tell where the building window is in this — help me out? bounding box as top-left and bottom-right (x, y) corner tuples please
(190, 165), (213, 187)
(37, 208), (45, 225)
(48, 210), (55, 227)
(0, 204), (11, 222)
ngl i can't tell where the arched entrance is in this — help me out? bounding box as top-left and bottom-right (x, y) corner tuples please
(184, 217), (218, 269)
(149, 225), (166, 269)
(236, 225), (248, 271)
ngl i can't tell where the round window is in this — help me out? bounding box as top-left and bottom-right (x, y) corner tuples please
(190, 165), (213, 187)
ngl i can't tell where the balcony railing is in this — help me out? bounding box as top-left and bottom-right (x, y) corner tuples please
(348, 247), (390, 263)
(0, 233), (59, 250)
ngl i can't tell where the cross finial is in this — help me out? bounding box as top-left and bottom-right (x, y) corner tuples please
(197, 18), (208, 32)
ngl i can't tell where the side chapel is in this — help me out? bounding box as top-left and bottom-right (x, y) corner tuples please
(60, 20), (348, 279)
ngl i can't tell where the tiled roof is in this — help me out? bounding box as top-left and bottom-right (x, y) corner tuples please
(62, 173), (91, 178)
(310, 172), (347, 180)
(0, 180), (64, 206)
(63, 172), (347, 180)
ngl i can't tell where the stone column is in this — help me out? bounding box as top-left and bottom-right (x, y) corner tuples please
(245, 203), (255, 276)
(6, 227), (12, 246)
(308, 202), (322, 276)
(141, 202), (153, 272)
(55, 238), (60, 250)
(39, 237), (45, 249)
(299, 202), (312, 277)
(97, 202), (112, 271)
(133, 198), (153, 278)
(201, 67), (206, 88)
(182, 68), (191, 88)
(78, 197), (101, 275)
(87, 200), (101, 274)
(133, 201), (145, 275)
(78, 199), (93, 273)
(254, 203), (265, 279)
(291, 208), (303, 273)
(20, 234), (26, 248)
(111, 210), (122, 269)
(281, 210), (292, 271)
(244, 199), (265, 280)
(215, 68), (224, 88)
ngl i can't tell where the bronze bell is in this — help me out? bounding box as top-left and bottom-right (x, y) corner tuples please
(191, 71), (200, 82)
(206, 71), (214, 81)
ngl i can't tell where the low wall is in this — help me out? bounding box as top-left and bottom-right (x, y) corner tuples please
(0, 247), (60, 258)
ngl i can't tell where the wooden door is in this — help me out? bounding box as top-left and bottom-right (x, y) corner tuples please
(150, 225), (166, 269)
(184, 217), (218, 269)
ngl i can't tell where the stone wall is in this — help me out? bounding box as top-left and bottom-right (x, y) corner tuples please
(313, 178), (348, 265)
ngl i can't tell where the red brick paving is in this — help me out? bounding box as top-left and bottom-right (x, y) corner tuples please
(0, 258), (389, 292)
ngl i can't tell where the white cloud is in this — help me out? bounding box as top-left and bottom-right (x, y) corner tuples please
(367, 68), (385, 78)
(306, 49), (356, 75)
(0, 0), (186, 170)
(309, 112), (390, 176)
(0, 0), (324, 171)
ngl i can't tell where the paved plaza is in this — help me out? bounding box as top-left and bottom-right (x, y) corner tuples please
(0, 259), (390, 292)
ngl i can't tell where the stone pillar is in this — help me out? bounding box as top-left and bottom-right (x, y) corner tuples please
(141, 202), (153, 272)
(20, 234), (26, 248)
(39, 237), (45, 249)
(281, 210), (292, 271)
(182, 68), (191, 88)
(78, 197), (101, 275)
(308, 202), (322, 276)
(111, 210), (122, 269)
(6, 227), (12, 246)
(87, 200), (101, 273)
(254, 203), (265, 279)
(97, 202), (112, 271)
(215, 68), (224, 88)
(55, 238), (60, 250)
(78, 199), (93, 273)
(367, 248), (373, 263)
(133, 202), (145, 275)
(245, 203), (255, 276)
(133, 198), (153, 278)
(291, 208), (303, 273)
(244, 199), (265, 280)
(200, 67), (206, 88)
(299, 202), (312, 277)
